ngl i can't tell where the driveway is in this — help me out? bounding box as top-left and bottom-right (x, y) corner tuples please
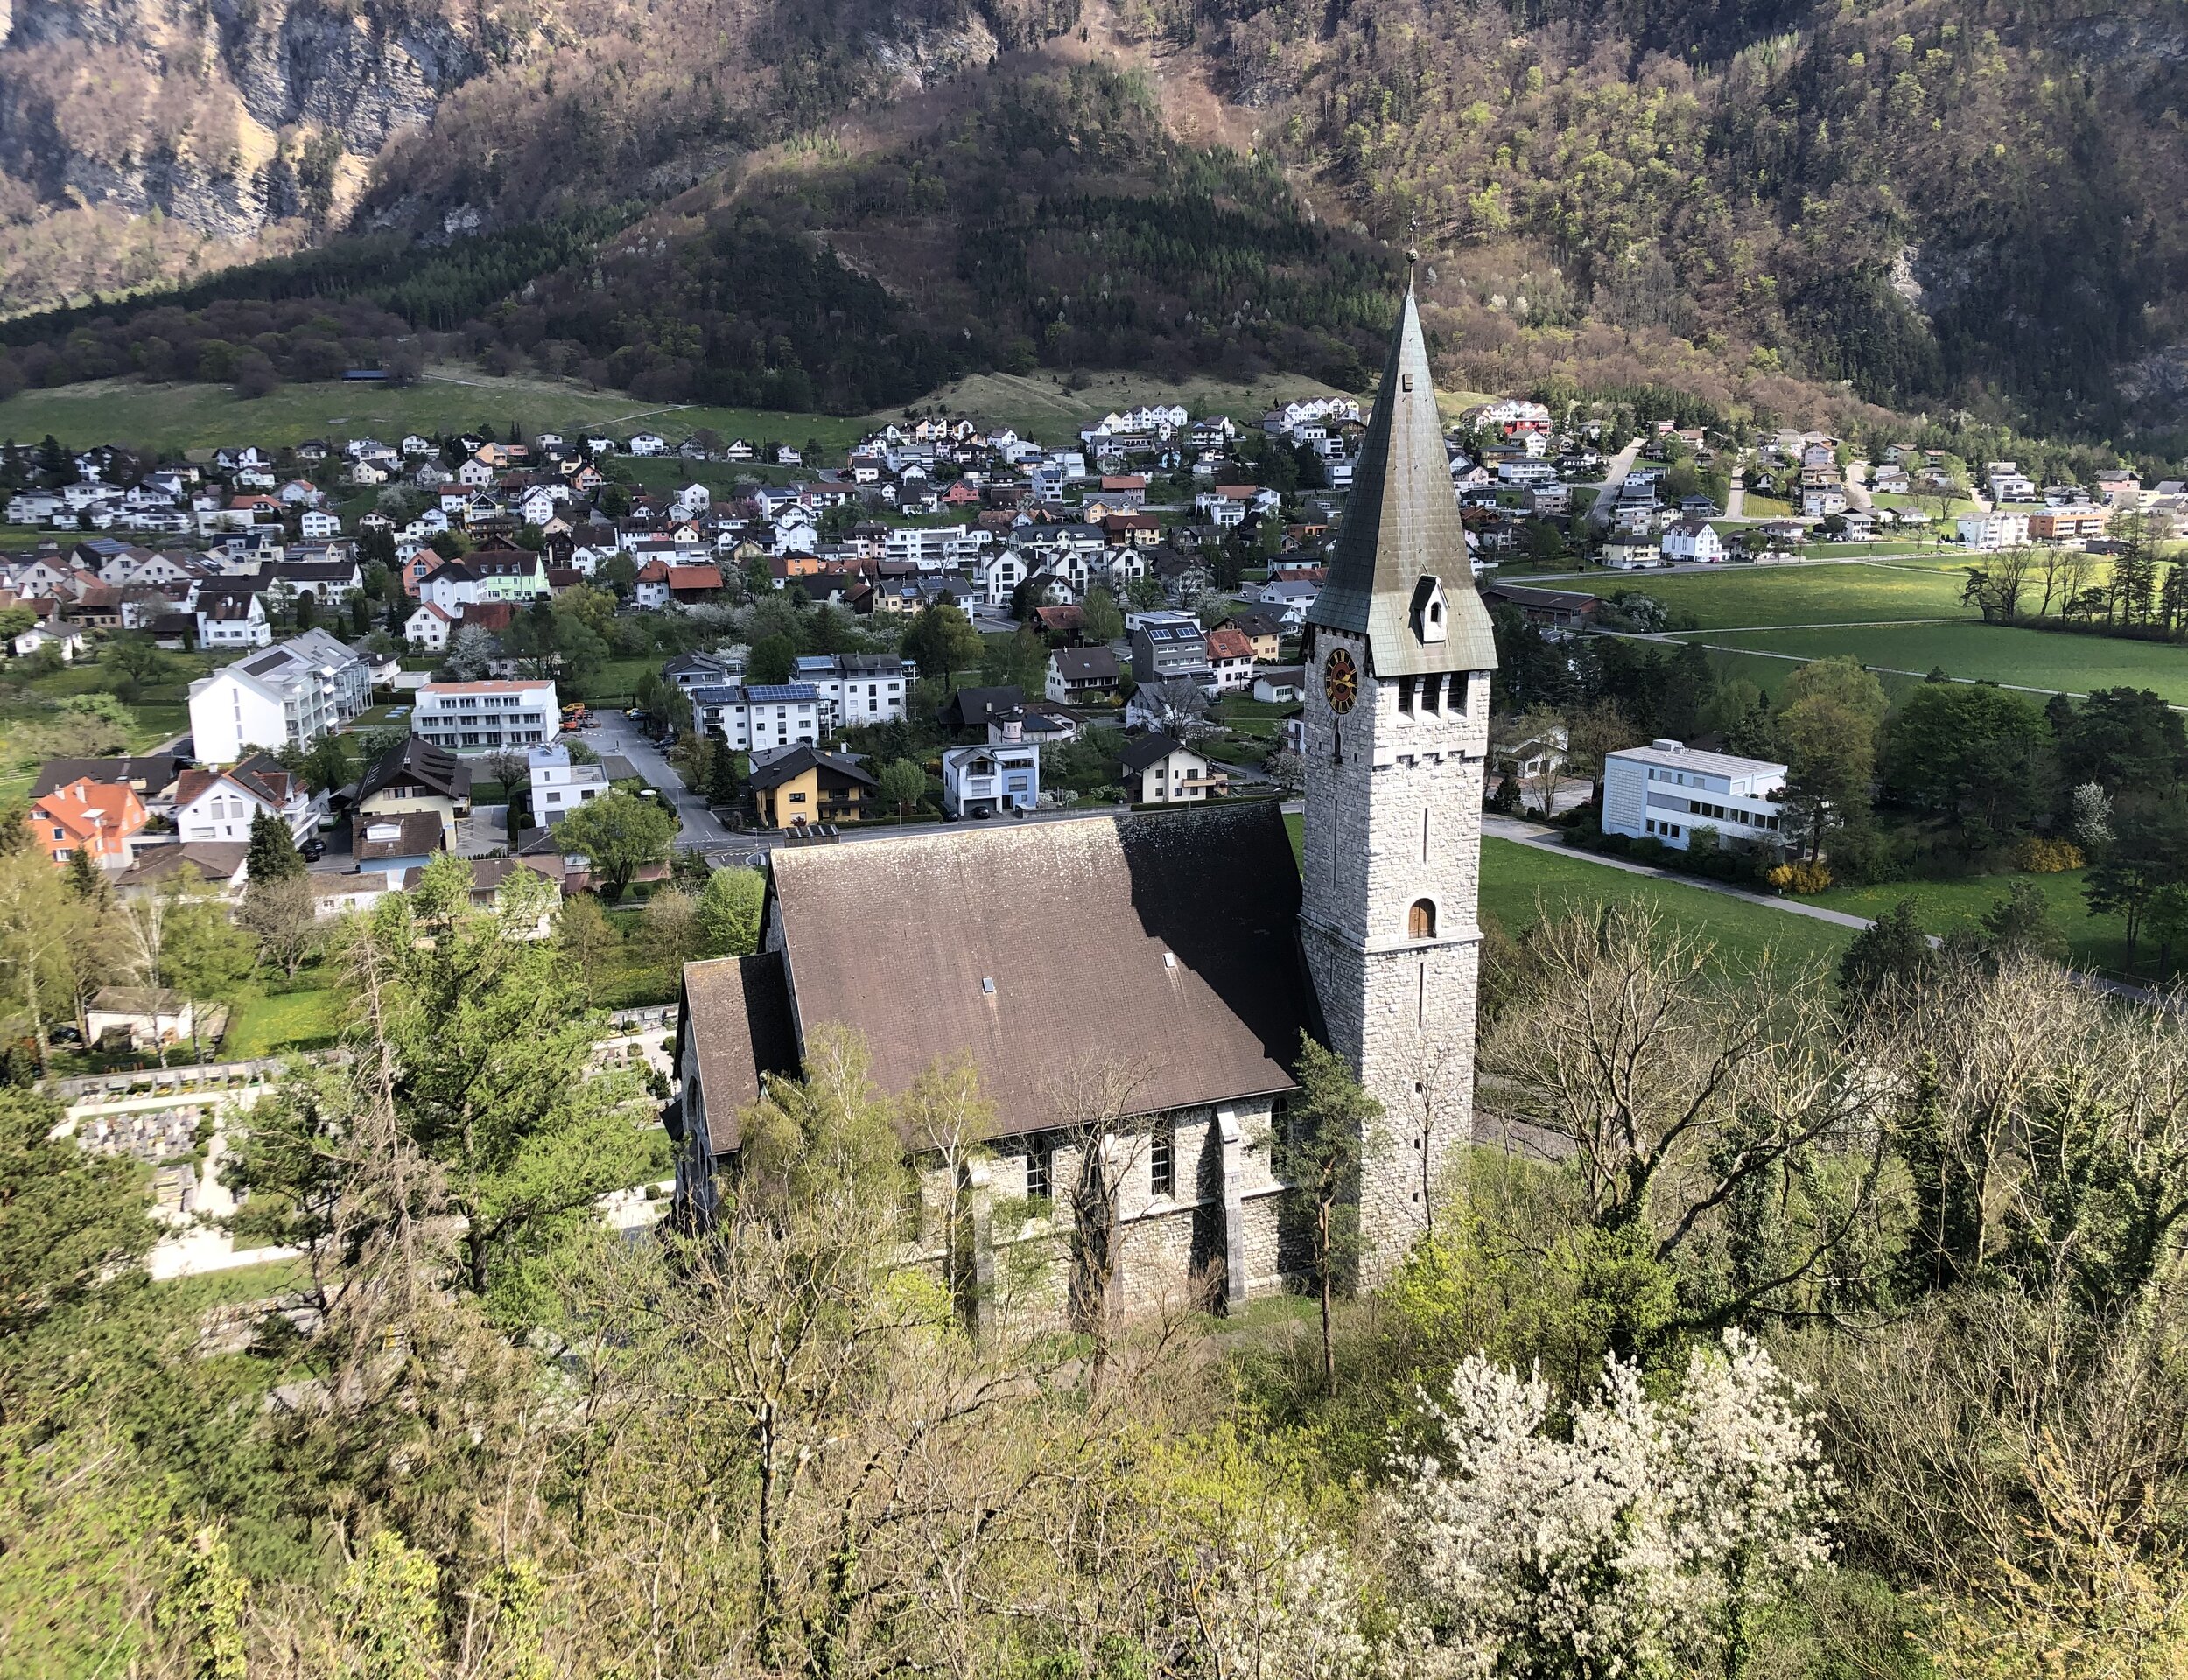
(589, 713), (737, 851)
(1586, 437), (1645, 532)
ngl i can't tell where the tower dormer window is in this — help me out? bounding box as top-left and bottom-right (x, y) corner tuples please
(1411, 575), (1448, 645)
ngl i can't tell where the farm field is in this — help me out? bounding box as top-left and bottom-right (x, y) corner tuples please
(1561, 559), (1978, 628)
(1684, 621), (2188, 704)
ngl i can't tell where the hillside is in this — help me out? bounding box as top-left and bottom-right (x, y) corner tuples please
(2, 0), (2184, 452)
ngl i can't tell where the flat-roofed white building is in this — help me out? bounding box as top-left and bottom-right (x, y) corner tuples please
(411, 679), (559, 753)
(1602, 738), (1787, 850)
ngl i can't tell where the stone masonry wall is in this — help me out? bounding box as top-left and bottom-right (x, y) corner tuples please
(1301, 628), (1490, 1276)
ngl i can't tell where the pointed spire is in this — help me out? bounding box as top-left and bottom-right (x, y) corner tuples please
(1306, 281), (1497, 677)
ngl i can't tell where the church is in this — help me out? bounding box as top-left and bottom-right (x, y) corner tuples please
(664, 282), (1499, 1320)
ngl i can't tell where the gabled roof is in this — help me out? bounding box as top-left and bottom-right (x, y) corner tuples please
(690, 803), (1310, 1140)
(1306, 282), (1497, 677)
(356, 810), (446, 863)
(357, 735), (473, 807)
(747, 745), (877, 792)
(29, 777), (146, 844)
(1119, 732), (1192, 774)
(174, 751), (298, 812)
(31, 754), (179, 800)
(679, 953), (802, 1152)
(1050, 645), (1121, 681)
(116, 841), (249, 890)
(1204, 626), (1255, 661)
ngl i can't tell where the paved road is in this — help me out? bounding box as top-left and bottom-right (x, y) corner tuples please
(1842, 458), (1874, 514)
(1725, 468), (1745, 520)
(1586, 438), (1645, 533)
(589, 713), (738, 852)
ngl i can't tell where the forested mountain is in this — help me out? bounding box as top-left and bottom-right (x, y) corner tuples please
(2, 0), (2183, 445)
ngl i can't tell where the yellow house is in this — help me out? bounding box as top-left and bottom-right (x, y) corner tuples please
(355, 737), (473, 844)
(750, 746), (879, 829)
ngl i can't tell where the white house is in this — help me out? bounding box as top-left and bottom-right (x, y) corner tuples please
(1120, 734), (1226, 804)
(194, 588), (272, 648)
(528, 742), (608, 823)
(174, 752), (326, 844)
(411, 680), (560, 754)
(404, 602), (458, 650)
(691, 683), (821, 752)
(628, 433), (669, 457)
(1957, 511), (2032, 551)
(299, 510), (343, 541)
(14, 622), (85, 662)
(941, 735), (1041, 817)
(1601, 738), (1786, 851)
(1659, 519), (1725, 564)
(976, 548), (1028, 606)
(789, 654), (912, 731)
(186, 629), (373, 764)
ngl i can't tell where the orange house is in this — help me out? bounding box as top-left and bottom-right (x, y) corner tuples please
(27, 776), (147, 867)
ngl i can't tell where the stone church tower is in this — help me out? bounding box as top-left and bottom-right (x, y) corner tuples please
(1299, 279), (1499, 1274)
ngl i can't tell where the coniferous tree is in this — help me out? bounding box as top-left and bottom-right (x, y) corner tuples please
(245, 808), (305, 883)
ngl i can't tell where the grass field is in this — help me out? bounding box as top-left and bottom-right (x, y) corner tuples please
(1567, 560), (1978, 629)
(1476, 837), (1854, 969)
(153, 1256), (311, 1315)
(221, 982), (344, 1058)
(1684, 621), (2188, 704)
(1282, 817), (1855, 969)
(0, 364), (1385, 458)
(1800, 868), (2151, 977)
(1696, 647), (1927, 703)
(0, 368), (874, 458)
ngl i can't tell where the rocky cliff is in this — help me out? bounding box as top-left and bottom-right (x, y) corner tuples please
(0, 0), (506, 240)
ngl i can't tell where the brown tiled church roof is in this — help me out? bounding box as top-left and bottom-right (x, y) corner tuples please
(681, 803), (1314, 1144)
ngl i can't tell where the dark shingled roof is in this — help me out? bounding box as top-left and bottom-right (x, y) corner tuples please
(681, 952), (801, 1152)
(1120, 732), (1196, 775)
(356, 735), (472, 807)
(1306, 284), (1497, 677)
(686, 804), (1311, 1142)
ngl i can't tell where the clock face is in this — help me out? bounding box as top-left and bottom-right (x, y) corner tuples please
(1322, 648), (1359, 715)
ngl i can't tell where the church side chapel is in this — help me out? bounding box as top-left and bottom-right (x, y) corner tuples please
(665, 281), (1498, 1325)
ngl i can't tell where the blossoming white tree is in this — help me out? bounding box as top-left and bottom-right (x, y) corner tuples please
(1388, 1330), (1835, 1677)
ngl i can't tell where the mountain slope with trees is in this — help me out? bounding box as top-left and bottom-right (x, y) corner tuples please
(2, 0), (2184, 447)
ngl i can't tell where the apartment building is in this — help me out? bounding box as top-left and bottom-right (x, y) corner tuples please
(411, 679), (560, 754)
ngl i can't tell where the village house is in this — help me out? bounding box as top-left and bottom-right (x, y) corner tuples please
(26, 774), (147, 868)
(1047, 645), (1124, 705)
(174, 752), (324, 845)
(354, 736), (473, 844)
(749, 745), (876, 828)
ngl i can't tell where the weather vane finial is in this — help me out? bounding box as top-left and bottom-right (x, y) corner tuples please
(1406, 212), (1421, 283)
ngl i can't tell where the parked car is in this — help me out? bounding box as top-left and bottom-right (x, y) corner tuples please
(299, 837), (326, 861)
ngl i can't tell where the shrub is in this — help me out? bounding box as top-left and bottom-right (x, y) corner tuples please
(1768, 860), (1834, 894)
(2012, 835), (2085, 873)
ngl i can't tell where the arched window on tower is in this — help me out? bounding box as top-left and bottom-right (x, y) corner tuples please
(1408, 899), (1437, 940)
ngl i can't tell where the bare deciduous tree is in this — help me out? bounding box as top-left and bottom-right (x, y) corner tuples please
(1479, 903), (1879, 1330)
